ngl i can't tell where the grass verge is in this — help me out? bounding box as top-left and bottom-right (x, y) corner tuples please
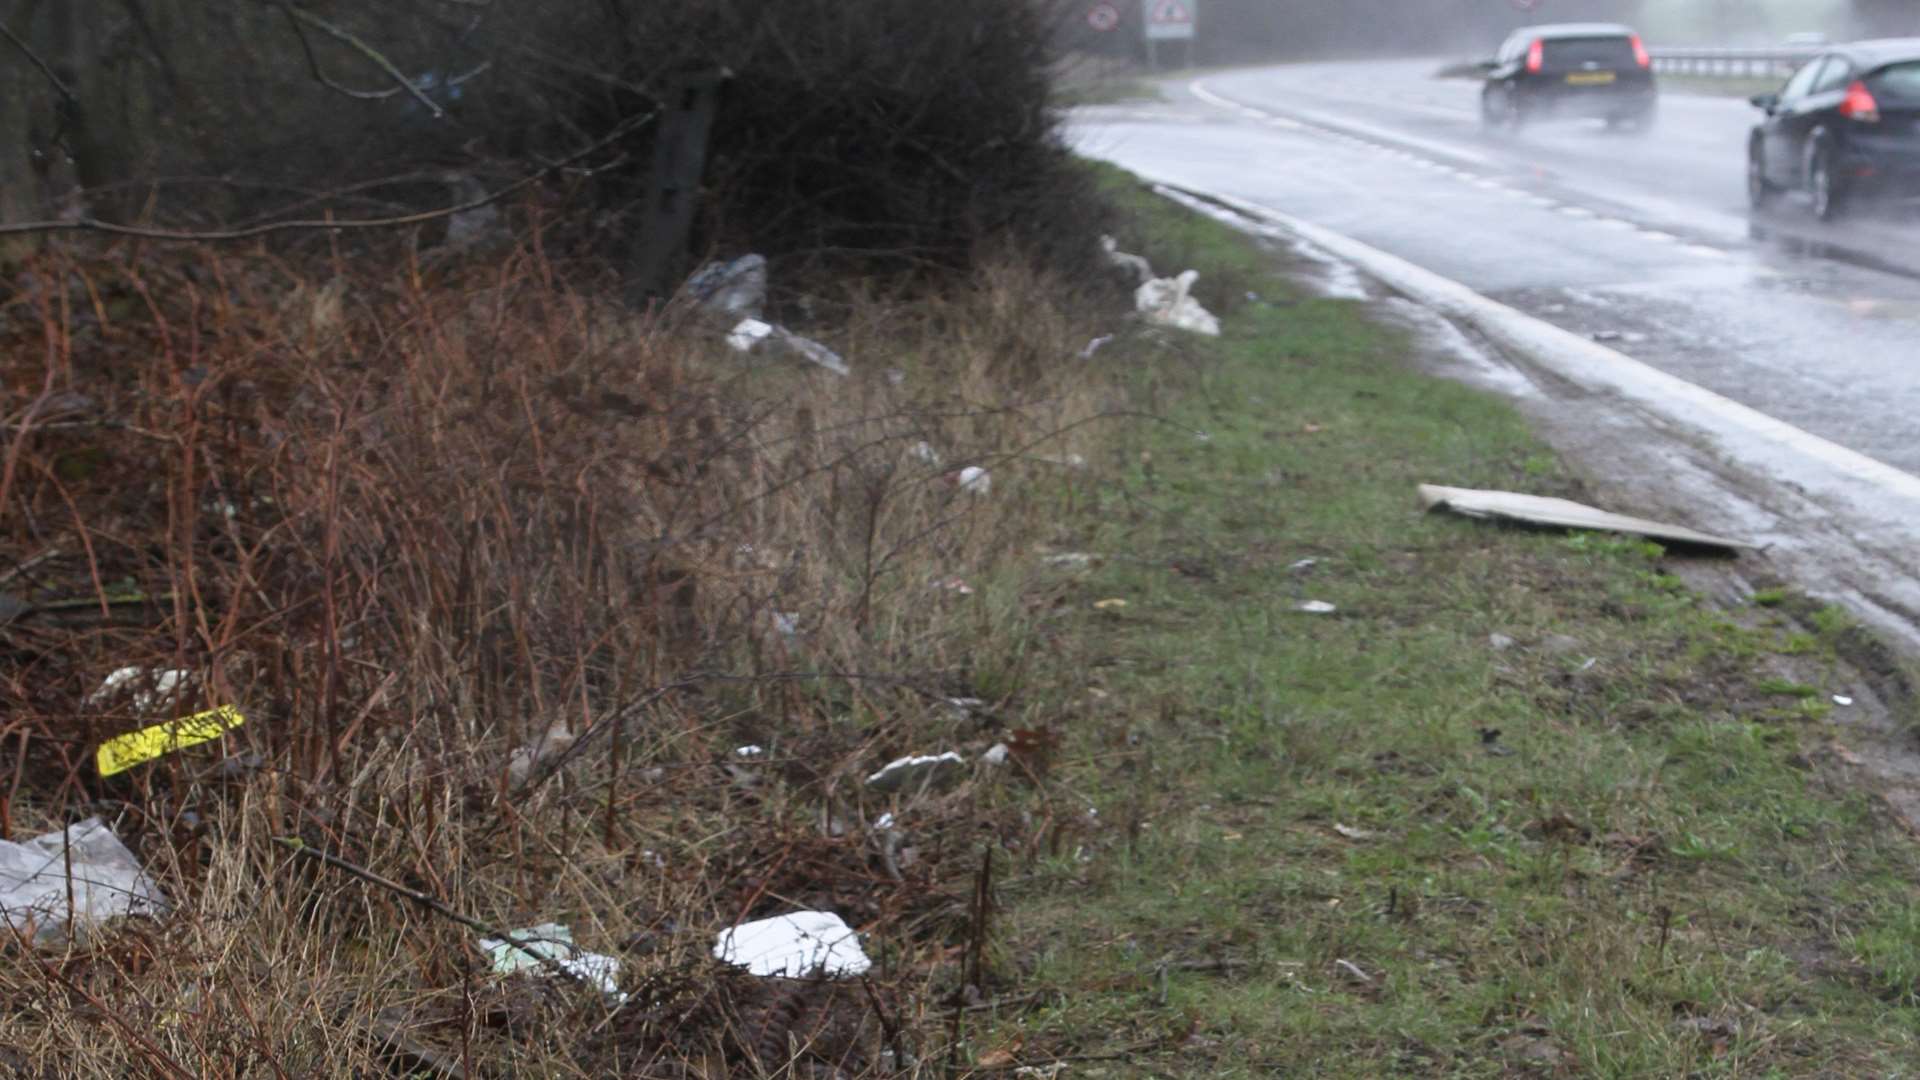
(975, 172), (1920, 1076)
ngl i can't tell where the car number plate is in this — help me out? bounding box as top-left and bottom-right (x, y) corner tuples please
(1566, 71), (1617, 86)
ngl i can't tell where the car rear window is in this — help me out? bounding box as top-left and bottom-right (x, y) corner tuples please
(1868, 62), (1920, 104)
(1543, 36), (1636, 71)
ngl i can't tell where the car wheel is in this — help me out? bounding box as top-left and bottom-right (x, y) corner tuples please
(1808, 146), (1847, 222)
(1747, 146), (1779, 209)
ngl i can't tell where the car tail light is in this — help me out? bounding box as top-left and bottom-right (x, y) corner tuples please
(1526, 39), (1544, 74)
(1840, 80), (1881, 122)
(1630, 35), (1651, 69)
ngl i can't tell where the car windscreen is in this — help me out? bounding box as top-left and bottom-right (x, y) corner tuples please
(1867, 61), (1920, 105)
(1542, 37), (1636, 72)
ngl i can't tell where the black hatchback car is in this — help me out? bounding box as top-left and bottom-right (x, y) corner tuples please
(1481, 23), (1658, 132)
(1748, 39), (1920, 220)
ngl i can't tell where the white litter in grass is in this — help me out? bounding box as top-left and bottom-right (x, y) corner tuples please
(874, 813), (896, 831)
(478, 923), (625, 1001)
(507, 720), (577, 785)
(1080, 334), (1115, 359)
(866, 752), (966, 792)
(1042, 553), (1099, 570)
(1834, 695), (1855, 707)
(1136, 270), (1221, 336)
(1296, 601), (1338, 614)
(89, 667), (192, 712)
(1288, 558), (1319, 572)
(908, 441), (943, 466)
(713, 911), (872, 978)
(735, 745), (765, 758)
(772, 612), (800, 641)
(771, 327), (851, 377)
(726, 318), (775, 352)
(687, 254), (768, 319)
(982, 743), (1011, 766)
(1, 818), (170, 947)
(956, 466), (992, 495)
(1100, 235), (1154, 284)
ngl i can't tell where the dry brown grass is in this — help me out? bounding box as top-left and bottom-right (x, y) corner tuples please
(0, 218), (1127, 1076)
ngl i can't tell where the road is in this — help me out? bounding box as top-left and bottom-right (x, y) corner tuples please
(1069, 59), (1920, 641)
(1073, 59), (1920, 475)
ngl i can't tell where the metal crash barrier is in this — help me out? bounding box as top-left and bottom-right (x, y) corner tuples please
(1648, 48), (1821, 80)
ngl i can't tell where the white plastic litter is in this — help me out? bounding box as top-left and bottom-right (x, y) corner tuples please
(713, 911), (872, 978)
(735, 745), (765, 758)
(981, 743), (1011, 766)
(1080, 334), (1115, 359)
(1834, 695), (1855, 707)
(1136, 270), (1221, 337)
(1100, 235), (1154, 285)
(1, 817), (170, 947)
(771, 327), (851, 377)
(866, 752), (966, 792)
(89, 667), (192, 712)
(874, 813), (896, 831)
(478, 923), (624, 1001)
(908, 441), (943, 466)
(507, 720), (576, 785)
(687, 254), (768, 320)
(772, 612), (800, 641)
(727, 318), (775, 353)
(1296, 601), (1338, 614)
(956, 467), (992, 495)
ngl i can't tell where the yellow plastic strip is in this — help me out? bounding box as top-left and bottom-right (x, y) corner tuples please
(96, 706), (245, 777)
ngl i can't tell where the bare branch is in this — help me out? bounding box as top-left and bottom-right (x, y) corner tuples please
(0, 20), (74, 105)
(0, 109), (657, 242)
(277, 2), (446, 117)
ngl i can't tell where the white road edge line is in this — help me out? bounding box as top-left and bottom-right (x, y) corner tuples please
(1189, 78), (1495, 169)
(1145, 181), (1920, 520)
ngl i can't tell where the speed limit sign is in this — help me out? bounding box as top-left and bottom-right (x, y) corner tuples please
(1087, 2), (1121, 31)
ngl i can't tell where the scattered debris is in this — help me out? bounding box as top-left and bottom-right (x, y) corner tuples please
(726, 318), (775, 352)
(1080, 334), (1115, 359)
(1833, 695), (1855, 707)
(713, 911), (873, 978)
(478, 923), (624, 1001)
(1417, 484), (1751, 553)
(772, 612), (801, 642)
(874, 813), (896, 831)
(1480, 727), (1515, 757)
(981, 743), (1011, 766)
(1100, 235), (1154, 284)
(955, 466), (992, 495)
(2, 817), (170, 947)
(1296, 601), (1338, 615)
(768, 326), (851, 377)
(867, 752), (966, 792)
(1333, 959), (1374, 985)
(908, 441), (943, 466)
(1332, 823), (1377, 841)
(1489, 632), (1517, 652)
(932, 577), (976, 596)
(735, 745), (765, 758)
(97, 706), (246, 777)
(89, 667), (192, 712)
(687, 254), (768, 319)
(1136, 270), (1222, 336)
(1042, 552), (1099, 570)
(1094, 598), (1129, 611)
(1287, 557), (1319, 573)
(506, 720), (576, 786)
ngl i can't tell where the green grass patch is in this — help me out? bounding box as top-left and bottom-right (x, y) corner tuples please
(979, 169), (1920, 1077)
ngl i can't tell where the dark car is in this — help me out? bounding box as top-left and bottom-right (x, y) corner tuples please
(1481, 23), (1658, 132)
(1748, 39), (1920, 221)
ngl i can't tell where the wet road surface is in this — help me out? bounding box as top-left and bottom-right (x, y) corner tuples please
(1069, 59), (1920, 476)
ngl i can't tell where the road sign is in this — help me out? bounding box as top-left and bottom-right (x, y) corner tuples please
(1143, 0), (1196, 42)
(1087, 2), (1120, 31)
